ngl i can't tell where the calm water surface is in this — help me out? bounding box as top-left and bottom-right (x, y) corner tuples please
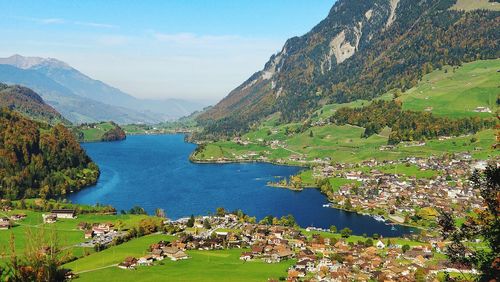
(69, 134), (414, 236)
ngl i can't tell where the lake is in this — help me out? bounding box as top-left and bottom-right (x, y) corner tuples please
(69, 134), (414, 236)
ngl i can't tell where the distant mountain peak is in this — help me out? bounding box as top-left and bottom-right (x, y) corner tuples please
(0, 54), (71, 70)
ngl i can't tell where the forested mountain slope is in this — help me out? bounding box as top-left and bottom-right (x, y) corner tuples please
(197, 0), (499, 137)
(0, 83), (69, 125)
(0, 108), (99, 199)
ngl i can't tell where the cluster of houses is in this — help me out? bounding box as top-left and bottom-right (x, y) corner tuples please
(0, 213), (26, 230)
(118, 241), (190, 270)
(77, 222), (127, 247)
(160, 216), (465, 280)
(313, 154), (488, 223)
(284, 236), (452, 281)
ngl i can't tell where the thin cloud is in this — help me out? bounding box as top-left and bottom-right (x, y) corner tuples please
(16, 16), (117, 29)
(74, 21), (118, 29)
(39, 18), (65, 24)
(13, 17), (66, 24)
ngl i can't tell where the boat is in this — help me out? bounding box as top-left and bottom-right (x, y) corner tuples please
(391, 226), (397, 231)
(373, 215), (385, 222)
(322, 204), (331, 208)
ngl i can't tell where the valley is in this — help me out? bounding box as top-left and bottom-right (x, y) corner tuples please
(0, 0), (499, 281)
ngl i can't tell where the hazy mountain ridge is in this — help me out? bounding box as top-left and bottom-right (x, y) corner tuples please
(0, 55), (208, 124)
(198, 0), (499, 136)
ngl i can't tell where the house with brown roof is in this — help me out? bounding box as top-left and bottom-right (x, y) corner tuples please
(0, 217), (10, 230)
(118, 257), (137, 270)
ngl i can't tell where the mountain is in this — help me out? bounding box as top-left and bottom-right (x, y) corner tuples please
(0, 63), (164, 124)
(0, 55), (208, 124)
(197, 0), (499, 136)
(0, 83), (69, 125)
(0, 107), (99, 199)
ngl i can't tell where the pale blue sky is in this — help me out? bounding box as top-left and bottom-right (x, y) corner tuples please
(0, 0), (334, 101)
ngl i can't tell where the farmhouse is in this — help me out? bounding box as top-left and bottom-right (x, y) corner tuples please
(51, 209), (76, 219)
(118, 257), (137, 270)
(0, 217), (11, 230)
(42, 213), (57, 224)
(473, 106), (491, 113)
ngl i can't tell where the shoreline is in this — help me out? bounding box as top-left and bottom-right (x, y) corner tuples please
(79, 137), (422, 233)
(189, 155), (426, 230)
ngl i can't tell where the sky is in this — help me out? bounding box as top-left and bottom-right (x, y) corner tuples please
(0, 0), (334, 102)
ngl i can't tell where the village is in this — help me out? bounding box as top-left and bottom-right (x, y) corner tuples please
(311, 154), (489, 226)
(0, 189), (486, 281)
(111, 213), (473, 281)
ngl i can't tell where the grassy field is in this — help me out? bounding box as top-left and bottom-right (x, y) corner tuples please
(66, 235), (294, 282)
(76, 122), (117, 142)
(313, 92), (394, 121)
(451, 0), (500, 11)
(121, 124), (147, 135)
(0, 209), (150, 259)
(196, 125), (498, 165)
(398, 59), (499, 118)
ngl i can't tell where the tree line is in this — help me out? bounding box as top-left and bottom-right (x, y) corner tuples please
(330, 100), (496, 144)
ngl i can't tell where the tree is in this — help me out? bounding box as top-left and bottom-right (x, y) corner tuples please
(203, 218), (211, 229)
(129, 205), (147, 215)
(155, 208), (166, 218)
(414, 268), (426, 282)
(186, 215), (195, 228)
(139, 218), (161, 235)
(329, 225), (337, 233)
(216, 207), (226, 217)
(438, 163), (499, 281)
(5, 228), (70, 281)
(365, 238), (373, 247)
(309, 130), (314, 137)
(343, 198), (353, 210)
(340, 227), (352, 238)
(402, 244), (410, 253)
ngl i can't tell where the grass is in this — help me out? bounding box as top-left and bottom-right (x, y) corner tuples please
(0, 209), (151, 260)
(67, 236), (294, 282)
(451, 0), (500, 11)
(313, 92), (394, 121)
(64, 234), (176, 272)
(358, 164), (439, 179)
(77, 122), (117, 142)
(197, 125), (498, 165)
(398, 59), (499, 119)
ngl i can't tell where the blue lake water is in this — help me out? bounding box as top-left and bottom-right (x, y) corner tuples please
(69, 134), (414, 236)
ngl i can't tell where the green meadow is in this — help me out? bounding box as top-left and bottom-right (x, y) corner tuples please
(0, 209), (150, 259)
(398, 59), (499, 119)
(78, 122), (117, 142)
(66, 234), (294, 282)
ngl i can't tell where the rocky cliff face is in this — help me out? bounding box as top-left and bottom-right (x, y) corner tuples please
(198, 0), (499, 136)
